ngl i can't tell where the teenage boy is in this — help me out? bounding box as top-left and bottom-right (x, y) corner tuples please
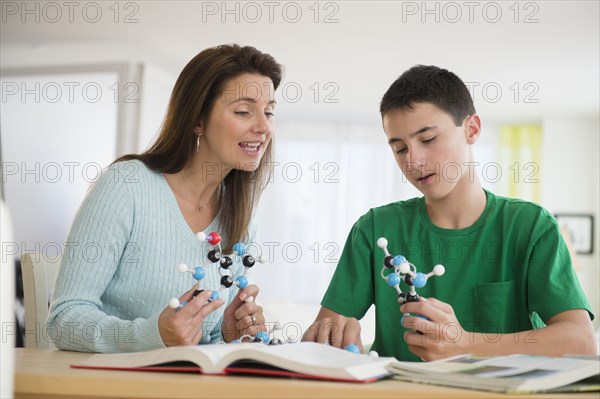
(302, 65), (596, 361)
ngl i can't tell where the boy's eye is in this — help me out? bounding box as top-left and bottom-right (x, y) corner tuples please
(265, 111), (275, 118)
(396, 147), (408, 154)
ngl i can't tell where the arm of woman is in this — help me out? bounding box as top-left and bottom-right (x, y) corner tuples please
(47, 164), (166, 353)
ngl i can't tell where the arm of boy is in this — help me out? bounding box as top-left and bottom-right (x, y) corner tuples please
(302, 306), (364, 352)
(401, 297), (597, 361)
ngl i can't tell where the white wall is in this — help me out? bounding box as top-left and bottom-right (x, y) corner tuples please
(136, 64), (175, 152)
(0, 199), (16, 398)
(0, 71), (120, 260)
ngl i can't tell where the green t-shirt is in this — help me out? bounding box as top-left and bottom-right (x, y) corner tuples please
(321, 190), (594, 361)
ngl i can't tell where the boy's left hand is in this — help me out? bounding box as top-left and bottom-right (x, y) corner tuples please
(221, 284), (267, 343)
(400, 297), (470, 361)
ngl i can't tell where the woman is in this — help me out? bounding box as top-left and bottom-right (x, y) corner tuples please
(47, 44), (283, 352)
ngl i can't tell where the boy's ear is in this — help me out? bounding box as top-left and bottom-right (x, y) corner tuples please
(464, 114), (482, 144)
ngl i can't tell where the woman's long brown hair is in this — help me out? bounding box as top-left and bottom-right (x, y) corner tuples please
(115, 44), (283, 249)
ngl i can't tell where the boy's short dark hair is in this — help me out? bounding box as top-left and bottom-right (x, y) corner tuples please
(380, 65), (476, 126)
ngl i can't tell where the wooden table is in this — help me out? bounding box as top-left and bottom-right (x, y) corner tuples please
(13, 348), (598, 398)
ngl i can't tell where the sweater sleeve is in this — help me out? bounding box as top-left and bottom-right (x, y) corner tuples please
(46, 163), (166, 352)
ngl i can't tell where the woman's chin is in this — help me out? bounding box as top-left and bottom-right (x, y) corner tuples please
(232, 160), (261, 173)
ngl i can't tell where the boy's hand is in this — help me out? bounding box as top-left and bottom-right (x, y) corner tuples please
(158, 284), (225, 346)
(221, 284), (267, 343)
(400, 297), (469, 361)
(302, 306), (364, 352)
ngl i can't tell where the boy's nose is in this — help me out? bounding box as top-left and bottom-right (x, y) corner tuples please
(406, 149), (426, 170)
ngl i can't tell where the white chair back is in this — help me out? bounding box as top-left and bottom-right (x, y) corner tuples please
(20, 253), (61, 349)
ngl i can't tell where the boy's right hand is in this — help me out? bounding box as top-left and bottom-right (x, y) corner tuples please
(301, 306), (364, 352)
(158, 283), (225, 346)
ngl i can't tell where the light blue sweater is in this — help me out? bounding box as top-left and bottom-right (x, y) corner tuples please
(47, 160), (252, 352)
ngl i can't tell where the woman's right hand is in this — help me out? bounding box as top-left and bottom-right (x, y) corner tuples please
(158, 284), (225, 346)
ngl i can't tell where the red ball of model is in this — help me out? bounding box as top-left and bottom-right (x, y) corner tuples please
(207, 232), (221, 246)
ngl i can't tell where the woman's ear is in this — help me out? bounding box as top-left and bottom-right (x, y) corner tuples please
(465, 114), (482, 144)
(194, 125), (202, 136)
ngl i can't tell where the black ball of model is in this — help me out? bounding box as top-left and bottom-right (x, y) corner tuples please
(243, 255), (256, 267)
(208, 249), (220, 263)
(220, 256), (233, 269)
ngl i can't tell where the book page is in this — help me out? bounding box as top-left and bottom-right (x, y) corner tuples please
(74, 345), (225, 373)
(75, 342), (394, 381)
(218, 342), (394, 380)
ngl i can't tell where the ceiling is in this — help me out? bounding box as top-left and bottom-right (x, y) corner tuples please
(1, 1), (598, 124)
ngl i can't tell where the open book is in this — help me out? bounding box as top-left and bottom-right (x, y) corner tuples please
(71, 342), (394, 383)
(387, 354), (600, 393)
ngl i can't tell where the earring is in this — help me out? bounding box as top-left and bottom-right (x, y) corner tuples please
(194, 126), (202, 153)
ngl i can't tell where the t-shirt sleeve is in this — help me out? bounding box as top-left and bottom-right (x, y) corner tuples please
(526, 218), (594, 323)
(321, 213), (375, 319)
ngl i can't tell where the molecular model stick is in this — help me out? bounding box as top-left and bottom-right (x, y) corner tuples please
(169, 231), (281, 345)
(376, 237), (445, 317)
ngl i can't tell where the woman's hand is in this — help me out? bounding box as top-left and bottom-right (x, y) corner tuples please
(221, 284), (267, 342)
(158, 284), (224, 346)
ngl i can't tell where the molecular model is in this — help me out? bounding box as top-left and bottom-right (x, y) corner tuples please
(376, 237), (445, 317)
(169, 230), (281, 345)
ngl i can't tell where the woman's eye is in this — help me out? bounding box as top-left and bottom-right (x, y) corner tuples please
(396, 148), (408, 154)
(423, 137), (436, 144)
(235, 111), (249, 116)
(265, 112), (275, 118)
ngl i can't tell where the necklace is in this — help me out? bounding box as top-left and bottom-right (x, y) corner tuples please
(195, 190), (217, 213)
(180, 172), (218, 213)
